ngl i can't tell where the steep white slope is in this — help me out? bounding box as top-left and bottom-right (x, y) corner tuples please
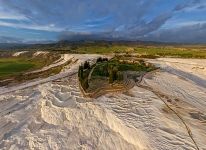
(0, 76), (149, 150)
(0, 56), (206, 150)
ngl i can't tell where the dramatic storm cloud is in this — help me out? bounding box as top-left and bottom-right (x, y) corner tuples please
(0, 0), (206, 43)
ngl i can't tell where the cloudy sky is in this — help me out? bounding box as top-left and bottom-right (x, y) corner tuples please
(0, 0), (206, 43)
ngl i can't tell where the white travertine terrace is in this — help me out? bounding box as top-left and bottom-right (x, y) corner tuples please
(0, 55), (206, 150)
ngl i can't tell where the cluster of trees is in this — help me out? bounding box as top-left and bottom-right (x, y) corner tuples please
(108, 65), (118, 83)
(94, 62), (123, 83)
(96, 57), (108, 63)
(95, 57), (124, 83)
(78, 58), (126, 90)
(78, 65), (84, 79)
(94, 63), (109, 77)
(78, 61), (91, 78)
(83, 61), (90, 69)
(108, 65), (123, 83)
(78, 61), (91, 90)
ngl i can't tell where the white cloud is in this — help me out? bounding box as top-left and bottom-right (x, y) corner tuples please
(176, 20), (206, 27)
(0, 21), (63, 32)
(0, 5), (28, 20)
(162, 19), (206, 29)
(0, 12), (27, 20)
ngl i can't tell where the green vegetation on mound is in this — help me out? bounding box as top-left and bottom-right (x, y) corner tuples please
(78, 56), (156, 97)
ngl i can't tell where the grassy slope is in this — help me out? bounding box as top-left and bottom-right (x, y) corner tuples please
(0, 57), (55, 79)
(0, 58), (36, 78)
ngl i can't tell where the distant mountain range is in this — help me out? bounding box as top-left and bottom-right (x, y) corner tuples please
(0, 40), (205, 50)
(0, 43), (29, 50)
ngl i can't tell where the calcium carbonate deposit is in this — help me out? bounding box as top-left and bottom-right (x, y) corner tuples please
(0, 55), (206, 150)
